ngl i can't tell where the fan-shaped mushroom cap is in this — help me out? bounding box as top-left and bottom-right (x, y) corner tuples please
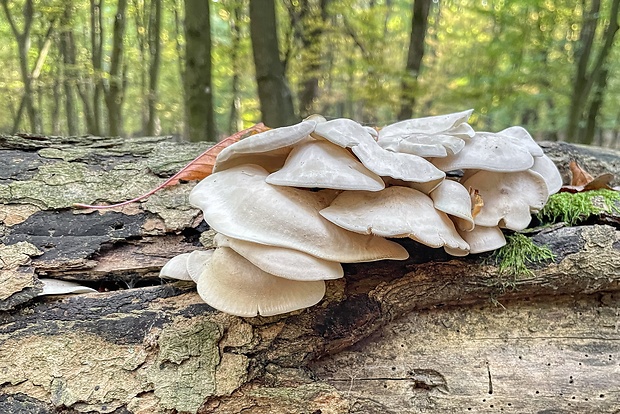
(530, 154), (563, 195)
(266, 140), (385, 191)
(314, 118), (445, 187)
(462, 170), (548, 231)
(38, 279), (97, 296)
(377, 110), (474, 158)
(214, 233), (344, 281)
(499, 126), (544, 157)
(319, 186), (469, 252)
(196, 247), (326, 317)
(430, 179), (475, 231)
(186, 250), (214, 283)
(432, 132), (534, 172)
(213, 120), (317, 173)
(189, 164), (409, 262)
(160, 253), (192, 280)
(457, 225), (506, 254)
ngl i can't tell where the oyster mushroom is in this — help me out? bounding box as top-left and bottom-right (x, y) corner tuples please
(314, 118), (445, 189)
(498, 126), (544, 157)
(189, 164), (409, 262)
(213, 119), (317, 173)
(462, 170), (548, 230)
(457, 225), (506, 254)
(432, 132), (534, 172)
(160, 250), (214, 282)
(266, 140), (385, 191)
(214, 233), (344, 281)
(197, 247), (326, 317)
(319, 186), (469, 255)
(38, 279), (97, 296)
(530, 154), (563, 195)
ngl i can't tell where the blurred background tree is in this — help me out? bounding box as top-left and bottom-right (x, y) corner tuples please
(0, 0), (618, 146)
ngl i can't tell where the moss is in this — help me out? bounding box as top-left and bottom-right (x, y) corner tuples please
(489, 233), (555, 278)
(537, 189), (620, 226)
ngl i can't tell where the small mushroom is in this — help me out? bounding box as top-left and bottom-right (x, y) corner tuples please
(319, 186), (469, 253)
(432, 132), (534, 172)
(461, 170), (548, 230)
(213, 119), (317, 173)
(457, 225), (506, 254)
(429, 179), (475, 231)
(189, 164), (409, 262)
(314, 118), (445, 188)
(196, 247), (326, 317)
(159, 253), (193, 281)
(214, 233), (344, 281)
(186, 250), (214, 283)
(266, 140), (385, 191)
(377, 110), (474, 158)
(37, 278), (97, 296)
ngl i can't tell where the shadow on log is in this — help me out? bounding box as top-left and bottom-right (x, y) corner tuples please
(0, 134), (619, 413)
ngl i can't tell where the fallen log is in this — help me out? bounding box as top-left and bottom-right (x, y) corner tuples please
(0, 134), (619, 413)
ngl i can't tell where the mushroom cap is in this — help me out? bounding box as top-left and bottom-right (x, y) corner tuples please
(430, 179), (475, 231)
(189, 164), (409, 262)
(196, 247), (326, 317)
(432, 132), (534, 172)
(213, 120), (316, 172)
(319, 186), (469, 251)
(266, 140), (385, 191)
(160, 253), (193, 281)
(530, 154), (563, 195)
(314, 118), (445, 187)
(38, 278), (98, 296)
(457, 225), (506, 254)
(186, 250), (214, 283)
(377, 110), (474, 158)
(498, 126), (544, 157)
(462, 170), (548, 230)
(214, 233), (344, 281)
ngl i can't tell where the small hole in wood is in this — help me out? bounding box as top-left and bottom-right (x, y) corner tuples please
(600, 394), (605, 398)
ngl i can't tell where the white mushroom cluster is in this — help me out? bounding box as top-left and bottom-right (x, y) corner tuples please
(160, 110), (562, 317)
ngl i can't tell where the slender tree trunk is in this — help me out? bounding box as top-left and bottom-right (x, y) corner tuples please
(184, 0), (216, 141)
(51, 77), (61, 135)
(60, 6), (78, 136)
(250, 0), (298, 127)
(104, 0), (128, 137)
(133, 0), (149, 134)
(227, 0), (243, 134)
(398, 0), (432, 120)
(90, 0), (104, 136)
(567, 0), (619, 143)
(146, 0), (162, 136)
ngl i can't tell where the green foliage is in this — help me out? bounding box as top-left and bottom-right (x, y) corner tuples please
(537, 189), (620, 226)
(489, 233), (555, 278)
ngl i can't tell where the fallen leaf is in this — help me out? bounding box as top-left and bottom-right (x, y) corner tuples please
(560, 161), (615, 193)
(569, 160), (594, 186)
(469, 187), (484, 217)
(74, 123), (268, 209)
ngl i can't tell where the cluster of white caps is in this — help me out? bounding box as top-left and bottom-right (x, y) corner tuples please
(160, 110), (562, 317)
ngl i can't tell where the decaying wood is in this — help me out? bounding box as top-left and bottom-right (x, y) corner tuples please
(0, 134), (619, 413)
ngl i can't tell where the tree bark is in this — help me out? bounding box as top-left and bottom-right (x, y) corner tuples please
(184, 0), (216, 142)
(250, 0), (299, 127)
(398, 0), (432, 120)
(1, 134), (620, 413)
(104, 0), (128, 137)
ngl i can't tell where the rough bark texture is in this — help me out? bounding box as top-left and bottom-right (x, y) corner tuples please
(0, 134), (619, 413)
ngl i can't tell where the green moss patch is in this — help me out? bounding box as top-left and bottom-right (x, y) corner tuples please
(538, 189), (620, 226)
(489, 233), (555, 277)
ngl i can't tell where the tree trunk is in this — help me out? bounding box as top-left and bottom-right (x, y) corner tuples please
(1, 133), (620, 413)
(566, 0), (619, 143)
(250, 0), (298, 127)
(60, 6), (79, 136)
(146, 0), (162, 136)
(104, 0), (128, 137)
(398, 0), (432, 120)
(90, 0), (104, 136)
(227, 0), (243, 135)
(183, 0), (216, 142)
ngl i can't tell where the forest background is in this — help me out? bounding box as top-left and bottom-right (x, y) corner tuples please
(0, 0), (618, 147)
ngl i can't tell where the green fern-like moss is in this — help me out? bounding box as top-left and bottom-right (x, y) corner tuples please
(537, 189), (620, 226)
(489, 233), (555, 277)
